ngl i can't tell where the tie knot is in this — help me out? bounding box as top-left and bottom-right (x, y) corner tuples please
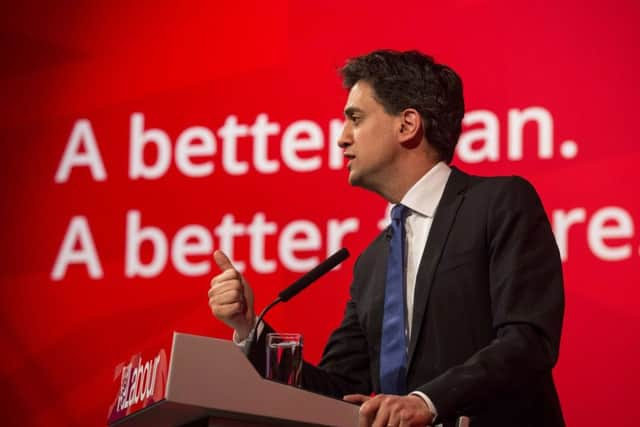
(391, 204), (407, 221)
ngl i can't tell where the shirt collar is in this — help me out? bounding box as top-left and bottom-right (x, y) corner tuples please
(399, 161), (452, 218)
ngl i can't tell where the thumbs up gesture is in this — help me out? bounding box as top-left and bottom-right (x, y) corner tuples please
(208, 251), (256, 341)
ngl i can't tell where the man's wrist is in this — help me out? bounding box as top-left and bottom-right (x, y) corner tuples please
(234, 326), (251, 342)
(232, 318), (261, 346)
(409, 391), (438, 423)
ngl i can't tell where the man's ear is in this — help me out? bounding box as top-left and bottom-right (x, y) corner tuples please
(398, 108), (422, 144)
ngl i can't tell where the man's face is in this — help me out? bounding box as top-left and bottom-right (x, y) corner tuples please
(339, 81), (401, 192)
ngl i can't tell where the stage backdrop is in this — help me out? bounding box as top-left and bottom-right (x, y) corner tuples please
(1, 1), (638, 426)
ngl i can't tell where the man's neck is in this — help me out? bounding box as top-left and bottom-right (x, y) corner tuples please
(376, 158), (439, 204)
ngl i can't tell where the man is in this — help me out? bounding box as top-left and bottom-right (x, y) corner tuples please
(209, 50), (565, 427)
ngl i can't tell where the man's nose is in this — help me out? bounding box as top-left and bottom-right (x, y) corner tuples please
(337, 122), (352, 148)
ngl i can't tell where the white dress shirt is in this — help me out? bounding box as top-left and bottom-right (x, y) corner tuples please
(397, 161), (452, 422)
(399, 161), (451, 339)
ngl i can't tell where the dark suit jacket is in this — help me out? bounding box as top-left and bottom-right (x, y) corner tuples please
(251, 167), (565, 427)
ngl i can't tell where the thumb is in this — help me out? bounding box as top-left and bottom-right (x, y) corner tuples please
(213, 250), (235, 271)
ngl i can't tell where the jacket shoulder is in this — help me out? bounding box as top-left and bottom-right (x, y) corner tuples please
(452, 167), (543, 206)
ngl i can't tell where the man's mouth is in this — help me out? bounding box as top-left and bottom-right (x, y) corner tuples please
(344, 153), (355, 168)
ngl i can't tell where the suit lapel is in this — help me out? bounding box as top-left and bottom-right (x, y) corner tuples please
(407, 167), (469, 368)
(369, 235), (390, 390)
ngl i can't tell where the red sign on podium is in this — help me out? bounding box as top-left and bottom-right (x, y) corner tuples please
(107, 348), (169, 424)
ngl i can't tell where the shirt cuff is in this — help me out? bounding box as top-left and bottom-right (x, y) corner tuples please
(410, 391), (438, 423)
(232, 319), (263, 348)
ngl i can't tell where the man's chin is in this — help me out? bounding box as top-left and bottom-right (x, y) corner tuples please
(347, 171), (361, 187)
(348, 172), (371, 191)
(348, 173), (386, 198)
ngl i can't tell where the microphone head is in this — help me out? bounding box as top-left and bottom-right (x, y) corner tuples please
(278, 248), (350, 302)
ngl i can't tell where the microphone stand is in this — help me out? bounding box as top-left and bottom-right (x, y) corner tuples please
(242, 247), (350, 358)
(243, 297), (281, 357)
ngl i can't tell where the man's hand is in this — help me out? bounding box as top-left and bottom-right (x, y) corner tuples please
(343, 394), (434, 427)
(208, 250), (255, 340)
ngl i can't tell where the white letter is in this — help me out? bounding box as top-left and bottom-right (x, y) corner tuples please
(55, 119), (107, 182)
(508, 107), (553, 160)
(329, 118), (345, 169)
(117, 364), (131, 410)
(148, 356), (160, 399)
(133, 359), (143, 403)
(278, 220), (321, 272)
(587, 207), (634, 261)
(327, 218), (359, 258)
(457, 110), (499, 163)
(247, 212), (277, 273)
(250, 113), (280, 173)
(129, 113), (171, 179)
(218, 115), (249, 175)
(552, 208), (586, 261)
(171, 225), (213, 276)
(138, 362), (150, 400)
(175, 126), (216, 177)
(128, 367), (139, 404)
(125, 210), (168, 278)
(51, 216), (103, 280)
(281, 120), (323, 172)
(213, 214), (246, 272)
(143, 360), (154, 399)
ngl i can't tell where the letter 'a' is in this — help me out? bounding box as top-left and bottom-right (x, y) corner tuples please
(55, 119), (107, 182)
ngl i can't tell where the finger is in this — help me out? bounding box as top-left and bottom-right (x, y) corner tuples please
(210, 288), (243, 305)
(210, 278), (242, 293)
(358, 410), (370, 427)
(344, 394), (371, 404)
(213, 250), (235, 271)
(371, 397), (391, 427)
(210, 268), (240, 287)
(211, 301), (244, 318)
(209, 287), (245, 308)
(360, 395), (383, 427)
(386, 406), (402, 427)
(208, 279), (243, 300)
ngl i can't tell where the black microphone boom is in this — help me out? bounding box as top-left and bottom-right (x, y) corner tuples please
(278, 248), (350, 302)
(244, 247), (350, 357)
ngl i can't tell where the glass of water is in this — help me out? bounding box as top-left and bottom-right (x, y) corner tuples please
(266, 333), (303, 387)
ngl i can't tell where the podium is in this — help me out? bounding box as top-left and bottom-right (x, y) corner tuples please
(110, 332), (359, 427)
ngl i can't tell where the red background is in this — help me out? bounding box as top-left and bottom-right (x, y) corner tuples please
(1, 1), (639, 425)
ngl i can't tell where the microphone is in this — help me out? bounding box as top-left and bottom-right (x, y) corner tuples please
(244, 248), (350, 357)
(279, 248), (350, 302)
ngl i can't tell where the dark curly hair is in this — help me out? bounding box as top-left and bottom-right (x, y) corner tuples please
(340, 50), (464, 164)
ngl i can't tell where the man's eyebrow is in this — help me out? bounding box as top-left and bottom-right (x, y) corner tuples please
(344, 106), (364, 117)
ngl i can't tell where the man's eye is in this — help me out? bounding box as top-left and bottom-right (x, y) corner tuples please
(351, 116), (361, 123)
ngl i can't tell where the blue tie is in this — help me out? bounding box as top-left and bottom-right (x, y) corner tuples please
(379, 204), (408, 395)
